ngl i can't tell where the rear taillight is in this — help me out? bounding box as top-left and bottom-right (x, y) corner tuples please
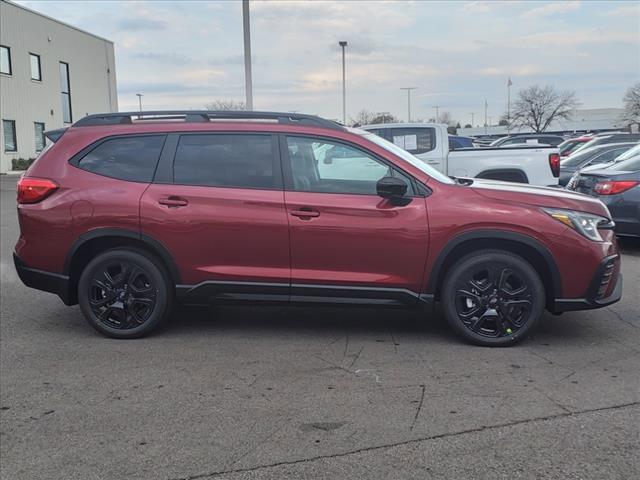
(593, 180), (639, 195)
(17, 177), (59, 204)
(549, 153), (560, 177)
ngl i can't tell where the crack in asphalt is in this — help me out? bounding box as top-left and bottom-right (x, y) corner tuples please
(167, 401), (639, 480)
(409, 384), (426, 431)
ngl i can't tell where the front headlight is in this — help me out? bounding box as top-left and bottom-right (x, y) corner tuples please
(542, 207), (613, 242)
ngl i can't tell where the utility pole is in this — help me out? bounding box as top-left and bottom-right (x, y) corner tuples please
(433, 105), (440, 122)
(339, 41), (348, 124)
(507, 77), (512, 134)
(484, 100), (488, 134)
(470, 112), (475, 126)
(400, 87), (418, 122)
(136, 93), (143, 112)
(242, 0), (253, 110)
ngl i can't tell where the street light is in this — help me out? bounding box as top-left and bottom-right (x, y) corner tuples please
(432, 105), (443, 122)
(339, 41), (347, 124)
(243, 0), (253, 110)
(136, 93), (143, 112)
(400, 87), (418, 122)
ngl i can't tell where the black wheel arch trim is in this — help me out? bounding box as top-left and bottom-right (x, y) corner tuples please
(63, 228), (181, 284)
(426, 230), (562, 299)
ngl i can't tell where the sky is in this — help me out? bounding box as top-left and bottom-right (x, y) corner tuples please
(17, 0), (640, 125)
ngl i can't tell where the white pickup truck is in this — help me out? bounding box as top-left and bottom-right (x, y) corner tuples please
(361, 123), (560, 186)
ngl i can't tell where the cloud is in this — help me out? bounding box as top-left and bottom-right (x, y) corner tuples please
(132, 52), (193, 65)
(605, 4), (640, 17)
(521, 1), (581, 19)
(115, 17), (166, 31)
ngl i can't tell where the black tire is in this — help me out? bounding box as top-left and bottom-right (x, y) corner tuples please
(441, 250), (545, 347)
(78, 248), (173, 339)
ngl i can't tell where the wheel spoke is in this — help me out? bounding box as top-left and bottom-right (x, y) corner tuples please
(90, 296), (112, 308)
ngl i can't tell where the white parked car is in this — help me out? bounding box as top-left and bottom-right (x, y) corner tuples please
(360, 123), (561, 186)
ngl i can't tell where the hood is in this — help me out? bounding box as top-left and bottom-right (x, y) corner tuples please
(470, 179), (610, 218)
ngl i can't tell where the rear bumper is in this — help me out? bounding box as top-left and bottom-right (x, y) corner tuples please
(553, 254), (623, 312)
(13, 253), (73, 305)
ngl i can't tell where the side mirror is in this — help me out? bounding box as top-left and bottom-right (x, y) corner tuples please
(376, 176), (410, 205)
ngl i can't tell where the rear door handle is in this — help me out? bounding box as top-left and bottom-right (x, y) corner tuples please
(290, 208), (320, 219)
(159, 196), (189, 208)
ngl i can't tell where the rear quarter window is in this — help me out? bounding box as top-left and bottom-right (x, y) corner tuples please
(77, 135), (166, 182)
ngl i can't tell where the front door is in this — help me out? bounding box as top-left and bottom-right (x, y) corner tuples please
(282, 135), (430, 306)
(140, 132), (290, 302)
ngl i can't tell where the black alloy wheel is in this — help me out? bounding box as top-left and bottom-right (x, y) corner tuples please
(89, 261), (157, 330)
(78, 248), (172, 338)
(442, 250), (545, 346)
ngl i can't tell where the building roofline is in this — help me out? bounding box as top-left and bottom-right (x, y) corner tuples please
(3, 0), (114, 44)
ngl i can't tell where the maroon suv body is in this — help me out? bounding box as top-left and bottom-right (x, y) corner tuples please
(14, 111), (622, 346)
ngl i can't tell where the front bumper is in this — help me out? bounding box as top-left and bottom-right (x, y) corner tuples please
(553, 254), (623, 312)
(13, 253), (73, 305)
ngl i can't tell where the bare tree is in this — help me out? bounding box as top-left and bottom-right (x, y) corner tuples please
(204, 99), (247, 111)
(622, 82), (640, 123)
(350, 110), (399, 126)
(509, 85), (579, 133)
(349, 109), (376, 127)
(437, 111), (455, 126)
(370, 112), (399, 124)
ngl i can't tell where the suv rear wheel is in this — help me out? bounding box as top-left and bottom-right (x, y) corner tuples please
(78, 248), (172, 338)
(442, 250), (544, 346)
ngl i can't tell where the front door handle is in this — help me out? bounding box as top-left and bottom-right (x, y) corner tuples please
(159, 196), (189, 208)
(290, 208), (320, 219)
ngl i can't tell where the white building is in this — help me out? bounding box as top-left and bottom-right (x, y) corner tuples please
(458, 108), (628, 137)
(0, 0), (117, 173)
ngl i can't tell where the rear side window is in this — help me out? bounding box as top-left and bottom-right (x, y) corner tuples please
(388, 128), (435, 154)
(173, 134), (276, 189)
(78, 135), (165, 182)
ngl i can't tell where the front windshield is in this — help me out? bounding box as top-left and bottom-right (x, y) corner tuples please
(355, 129), (455, 184)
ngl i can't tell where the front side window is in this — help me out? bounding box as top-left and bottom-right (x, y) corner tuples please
(59, 62), (72, 123)
(173, 134), (276, 189)
(30, 53), (42, 81)
(388, 127), (435, 154)
(34, 122), (45, 152)
(286, 136), (413, 195)
(3, 119), (17, 152)
(78, 135), (165, 182)
(0, 46), (11, 75)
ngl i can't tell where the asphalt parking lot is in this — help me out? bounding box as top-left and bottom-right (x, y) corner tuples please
(0, 174), (638, 480)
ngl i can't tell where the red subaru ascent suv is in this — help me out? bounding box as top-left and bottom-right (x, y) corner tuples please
(14, 111), (622, 346)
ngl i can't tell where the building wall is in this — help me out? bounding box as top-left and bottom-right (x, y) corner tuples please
(458, 108), (628, 137)
(0, 0), (117, 173)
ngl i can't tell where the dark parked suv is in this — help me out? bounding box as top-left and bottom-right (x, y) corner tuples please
(14, 111), (622, 346)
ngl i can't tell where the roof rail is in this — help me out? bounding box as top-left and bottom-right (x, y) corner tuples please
(72, 110), (345, 130)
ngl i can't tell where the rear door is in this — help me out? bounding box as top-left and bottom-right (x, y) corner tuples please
(140, 132), (290, 301)
(281, 134), (430, 305)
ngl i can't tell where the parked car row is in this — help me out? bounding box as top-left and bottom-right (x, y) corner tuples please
(559, 135), (640, 238)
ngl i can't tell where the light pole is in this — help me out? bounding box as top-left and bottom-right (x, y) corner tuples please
(136, 93), (143, 112)
(243, 0), (253, 110)
(400, 87), (417, 122)
(339, 41), (347, 124)
(507, 77), (512, 134)
(484, 100), (488, 134)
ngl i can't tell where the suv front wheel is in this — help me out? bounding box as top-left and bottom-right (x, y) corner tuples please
(78, 248), (173, 339)
(442, 250), (545, 346)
